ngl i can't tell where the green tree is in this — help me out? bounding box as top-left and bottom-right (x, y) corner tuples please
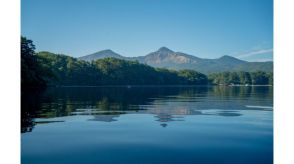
(267, 72), (273, 85)
(238, 71), (251, 85)
(250, 71), (269, 85)
(21, 36), (46, 86)
(228, 72), (240, 84)
(177, 69), (208, 85)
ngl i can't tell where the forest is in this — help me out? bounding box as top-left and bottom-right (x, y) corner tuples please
(21, 37), (273, 87)
(208, 71), (273, 86)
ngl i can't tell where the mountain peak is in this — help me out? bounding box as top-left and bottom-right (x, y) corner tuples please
(157, 47), (174, 53)
(99, 49), (115, 53)
(78, 49), (123, 61)
(219, 55), (232, 58)
(219, 55), (239, 60)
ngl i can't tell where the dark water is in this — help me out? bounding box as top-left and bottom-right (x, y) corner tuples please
(21, 86), (273, 164)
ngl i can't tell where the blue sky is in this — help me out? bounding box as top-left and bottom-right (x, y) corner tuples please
(21, 0), (273, 61)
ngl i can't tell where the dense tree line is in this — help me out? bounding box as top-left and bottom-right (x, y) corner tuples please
(36, 51), (208, 85)
(21, 37), (54, 87)
(208, 71), (273, 85)
(21, 37), (273, 87)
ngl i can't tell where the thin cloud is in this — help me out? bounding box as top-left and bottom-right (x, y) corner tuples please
(237, 49), (273, 58)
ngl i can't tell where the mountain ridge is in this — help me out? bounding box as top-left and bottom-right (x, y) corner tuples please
(78, 47), (273, 74)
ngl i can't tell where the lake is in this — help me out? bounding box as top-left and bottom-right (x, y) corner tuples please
(21, 86), (273, 164)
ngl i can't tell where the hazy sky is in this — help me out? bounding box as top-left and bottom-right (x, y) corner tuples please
(21, 0), (273, 61)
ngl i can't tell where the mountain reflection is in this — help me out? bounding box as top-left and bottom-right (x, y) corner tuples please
(88, 114), (121, 122)
(21, 86), (273, 132)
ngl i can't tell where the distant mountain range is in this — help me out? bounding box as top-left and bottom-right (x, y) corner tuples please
(78, 47), (273, 74)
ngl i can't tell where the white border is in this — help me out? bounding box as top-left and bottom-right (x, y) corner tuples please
(0, 0), (20, 164)
(274, 0), (294, 164)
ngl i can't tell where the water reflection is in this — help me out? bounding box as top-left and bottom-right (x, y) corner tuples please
(215, 110), (243, 117)
(21, 86), (273, 133)
(88, 115), (121, 122)
(21, 88), (44, 133)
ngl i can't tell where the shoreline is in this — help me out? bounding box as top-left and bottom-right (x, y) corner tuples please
(51, 84), (273, 88)
(22, 84), (273, 89)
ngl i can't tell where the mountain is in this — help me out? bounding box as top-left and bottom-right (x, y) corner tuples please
(78, 47), (273, 74)
(138, 47), (202, 66)
(78, 49), (124, 61)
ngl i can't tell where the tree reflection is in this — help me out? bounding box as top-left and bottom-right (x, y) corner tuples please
(21, 86), (272, 132)
(21, 88), (44, 133)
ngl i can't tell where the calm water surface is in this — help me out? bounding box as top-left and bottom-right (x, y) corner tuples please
(21, 86), (273, 164)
